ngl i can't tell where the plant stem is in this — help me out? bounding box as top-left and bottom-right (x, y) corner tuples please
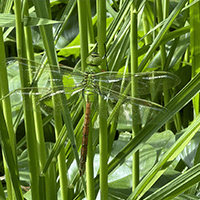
(23, 3), (51, 198)
(15, 0), (40, 199)
(97, 0), (108, 199)
(32, 0), (69, 199)
(0, 27), (17, 200)
(77, 0), (90, 197)
(78, 0), (89, 72)
(190, 0), (200, 116)
(130, 1), (139, 189)
(156, 1), (171, 130)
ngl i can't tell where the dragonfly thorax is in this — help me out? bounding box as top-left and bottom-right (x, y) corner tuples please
(85, 65), (101, 73)
(82, 72), (100, 102)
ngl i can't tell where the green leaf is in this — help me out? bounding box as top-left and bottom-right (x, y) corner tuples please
(0, 13), (62, 27)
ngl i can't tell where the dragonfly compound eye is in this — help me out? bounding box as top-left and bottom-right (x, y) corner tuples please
(86, 53), (103, 66)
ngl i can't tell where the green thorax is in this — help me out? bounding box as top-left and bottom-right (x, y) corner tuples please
(84, 52), (103, 102)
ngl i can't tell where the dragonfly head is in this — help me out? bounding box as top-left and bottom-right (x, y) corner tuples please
(86, 52), (103, 66)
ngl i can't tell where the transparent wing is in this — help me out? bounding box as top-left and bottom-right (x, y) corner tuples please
(94, 71), (181, 96)
(6, 87), (83, 117)
(100, 87), (167, 126)
(93, 71), (180, 126)
(4, 57), (86, 114)
(6, 57), (85, 90)
(4, 57), (179, 124)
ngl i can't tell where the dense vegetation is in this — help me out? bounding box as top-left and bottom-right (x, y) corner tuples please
(0, 0), (199, 199)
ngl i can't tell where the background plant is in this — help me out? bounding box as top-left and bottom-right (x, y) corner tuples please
(0, 0), (199, 200)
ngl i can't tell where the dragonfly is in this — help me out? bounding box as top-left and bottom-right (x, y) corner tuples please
(4, 53), (181, 176)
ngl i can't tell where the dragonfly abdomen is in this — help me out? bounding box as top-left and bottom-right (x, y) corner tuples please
(79, 101), (91, 176)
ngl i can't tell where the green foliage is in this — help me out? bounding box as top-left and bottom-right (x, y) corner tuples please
(0, 0), (200, 199)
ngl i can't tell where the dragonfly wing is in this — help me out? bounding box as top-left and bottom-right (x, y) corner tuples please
(116, 97), (166, 126)
(94, 71), (180, 96)
(6, 86), (85, 116)
(5, 57), (85, 115)
(99, 86), (167, 126)
(6, 57), (85, 88)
